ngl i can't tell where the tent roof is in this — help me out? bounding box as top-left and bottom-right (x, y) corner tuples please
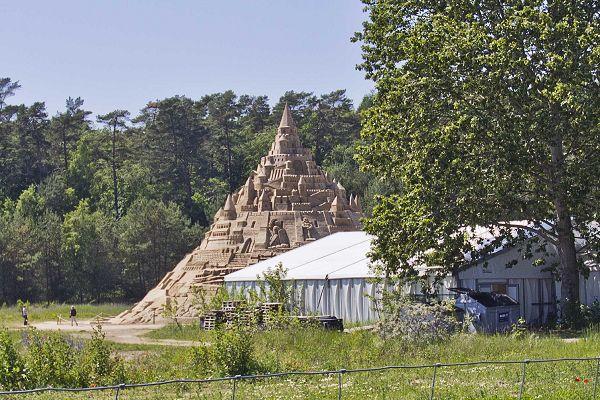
(224, 231), (377, 281)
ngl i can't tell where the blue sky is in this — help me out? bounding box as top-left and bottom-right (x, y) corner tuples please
(1, 0), (373, 116)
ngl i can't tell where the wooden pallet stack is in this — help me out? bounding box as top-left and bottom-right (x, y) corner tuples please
(260, 302), (284, 325)
(200, 309), (224, 330)
(199, 301), (284, 330)
(223, 300), (249, 329)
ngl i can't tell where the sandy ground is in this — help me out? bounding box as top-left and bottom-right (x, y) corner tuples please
(16, 320), (203, 347)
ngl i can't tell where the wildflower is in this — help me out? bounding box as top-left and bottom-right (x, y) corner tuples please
(584, 379), (589, 384)
(575, 377), (581, 382)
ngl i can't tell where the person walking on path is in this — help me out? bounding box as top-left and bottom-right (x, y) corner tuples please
(70, 305), (78, 326)
(21, 306), (28, 326)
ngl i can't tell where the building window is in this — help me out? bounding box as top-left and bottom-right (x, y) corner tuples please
(478, 282), (519, 302)
(478, 283), (506, 294)
(491, 283), (507, 294)
(507, 285), (519, 302)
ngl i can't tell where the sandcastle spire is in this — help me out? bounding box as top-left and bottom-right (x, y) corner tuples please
(222, 194), (237, 220)
(330, 196), (342, 212)
(279, 102), (295, 128)
(272, 102), (303, 155)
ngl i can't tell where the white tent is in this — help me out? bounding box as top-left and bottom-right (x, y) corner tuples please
(224, 231), (383, 323)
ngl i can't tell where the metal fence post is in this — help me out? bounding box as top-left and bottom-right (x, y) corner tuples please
(232, 375), (241, 400)
(593, 358), (600, 399)
(338, 369), (346, 400)
(114, 383), (125, 400)
(429, 363), (440, 400)
(518, 360), (529, 400)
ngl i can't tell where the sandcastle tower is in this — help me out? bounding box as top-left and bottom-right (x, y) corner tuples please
(114, 104), (363, 323)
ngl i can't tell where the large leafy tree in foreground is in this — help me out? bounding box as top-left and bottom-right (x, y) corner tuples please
(355, 1), (599, 309)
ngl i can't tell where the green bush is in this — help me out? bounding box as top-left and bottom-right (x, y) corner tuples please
(584, 300), (600, 326)
(80, 326), (126, 386)
(510, 317), (528, 339)
(25, 329), (82, 387)
(558, 300), (600, 330)
(258, 262), (293, 304)
(189, 344), (212, 375)
(0, 330), (27, 390)
(23, 326), (126, 389)
(377, 294), (459, 345)
(559, 300), (586, 329)
(190, 329), (256, 377)
(213, 329), (254, 376)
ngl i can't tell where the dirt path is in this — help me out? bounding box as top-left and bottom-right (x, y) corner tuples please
(19, 320), (202, 347)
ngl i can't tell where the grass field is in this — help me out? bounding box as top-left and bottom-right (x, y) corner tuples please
(0, 303), (130, 327)
(3, 305), (600, 399)
(144, 323), (204, 341)
(10, 325), (600, 399)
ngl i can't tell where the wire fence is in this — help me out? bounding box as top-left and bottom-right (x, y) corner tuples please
(1, 356), (599, 399)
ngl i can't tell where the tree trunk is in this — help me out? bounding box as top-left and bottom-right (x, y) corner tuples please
(225, 124), (233, 192)
(45, 260), (50, 305)
(555, 203), (579, 305)
(550, 140), (579, 308)
(137, 262), (145, 297)
(62, 127), (69, 173)
(112, 123), (119, 219)
(315, 110), (323, 165)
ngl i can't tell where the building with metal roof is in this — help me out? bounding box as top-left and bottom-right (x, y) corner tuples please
(224, 230), (600, 325)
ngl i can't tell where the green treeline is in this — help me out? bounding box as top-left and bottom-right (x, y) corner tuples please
(0, 78), (384, 304)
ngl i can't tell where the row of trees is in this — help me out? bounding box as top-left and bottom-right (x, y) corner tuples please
(0, 78), (385, 304)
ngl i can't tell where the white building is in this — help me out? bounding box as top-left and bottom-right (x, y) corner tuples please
(224, 231), (600, 324)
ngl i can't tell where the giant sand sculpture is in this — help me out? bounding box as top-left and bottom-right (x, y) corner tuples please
(114, 104), (364, 323)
